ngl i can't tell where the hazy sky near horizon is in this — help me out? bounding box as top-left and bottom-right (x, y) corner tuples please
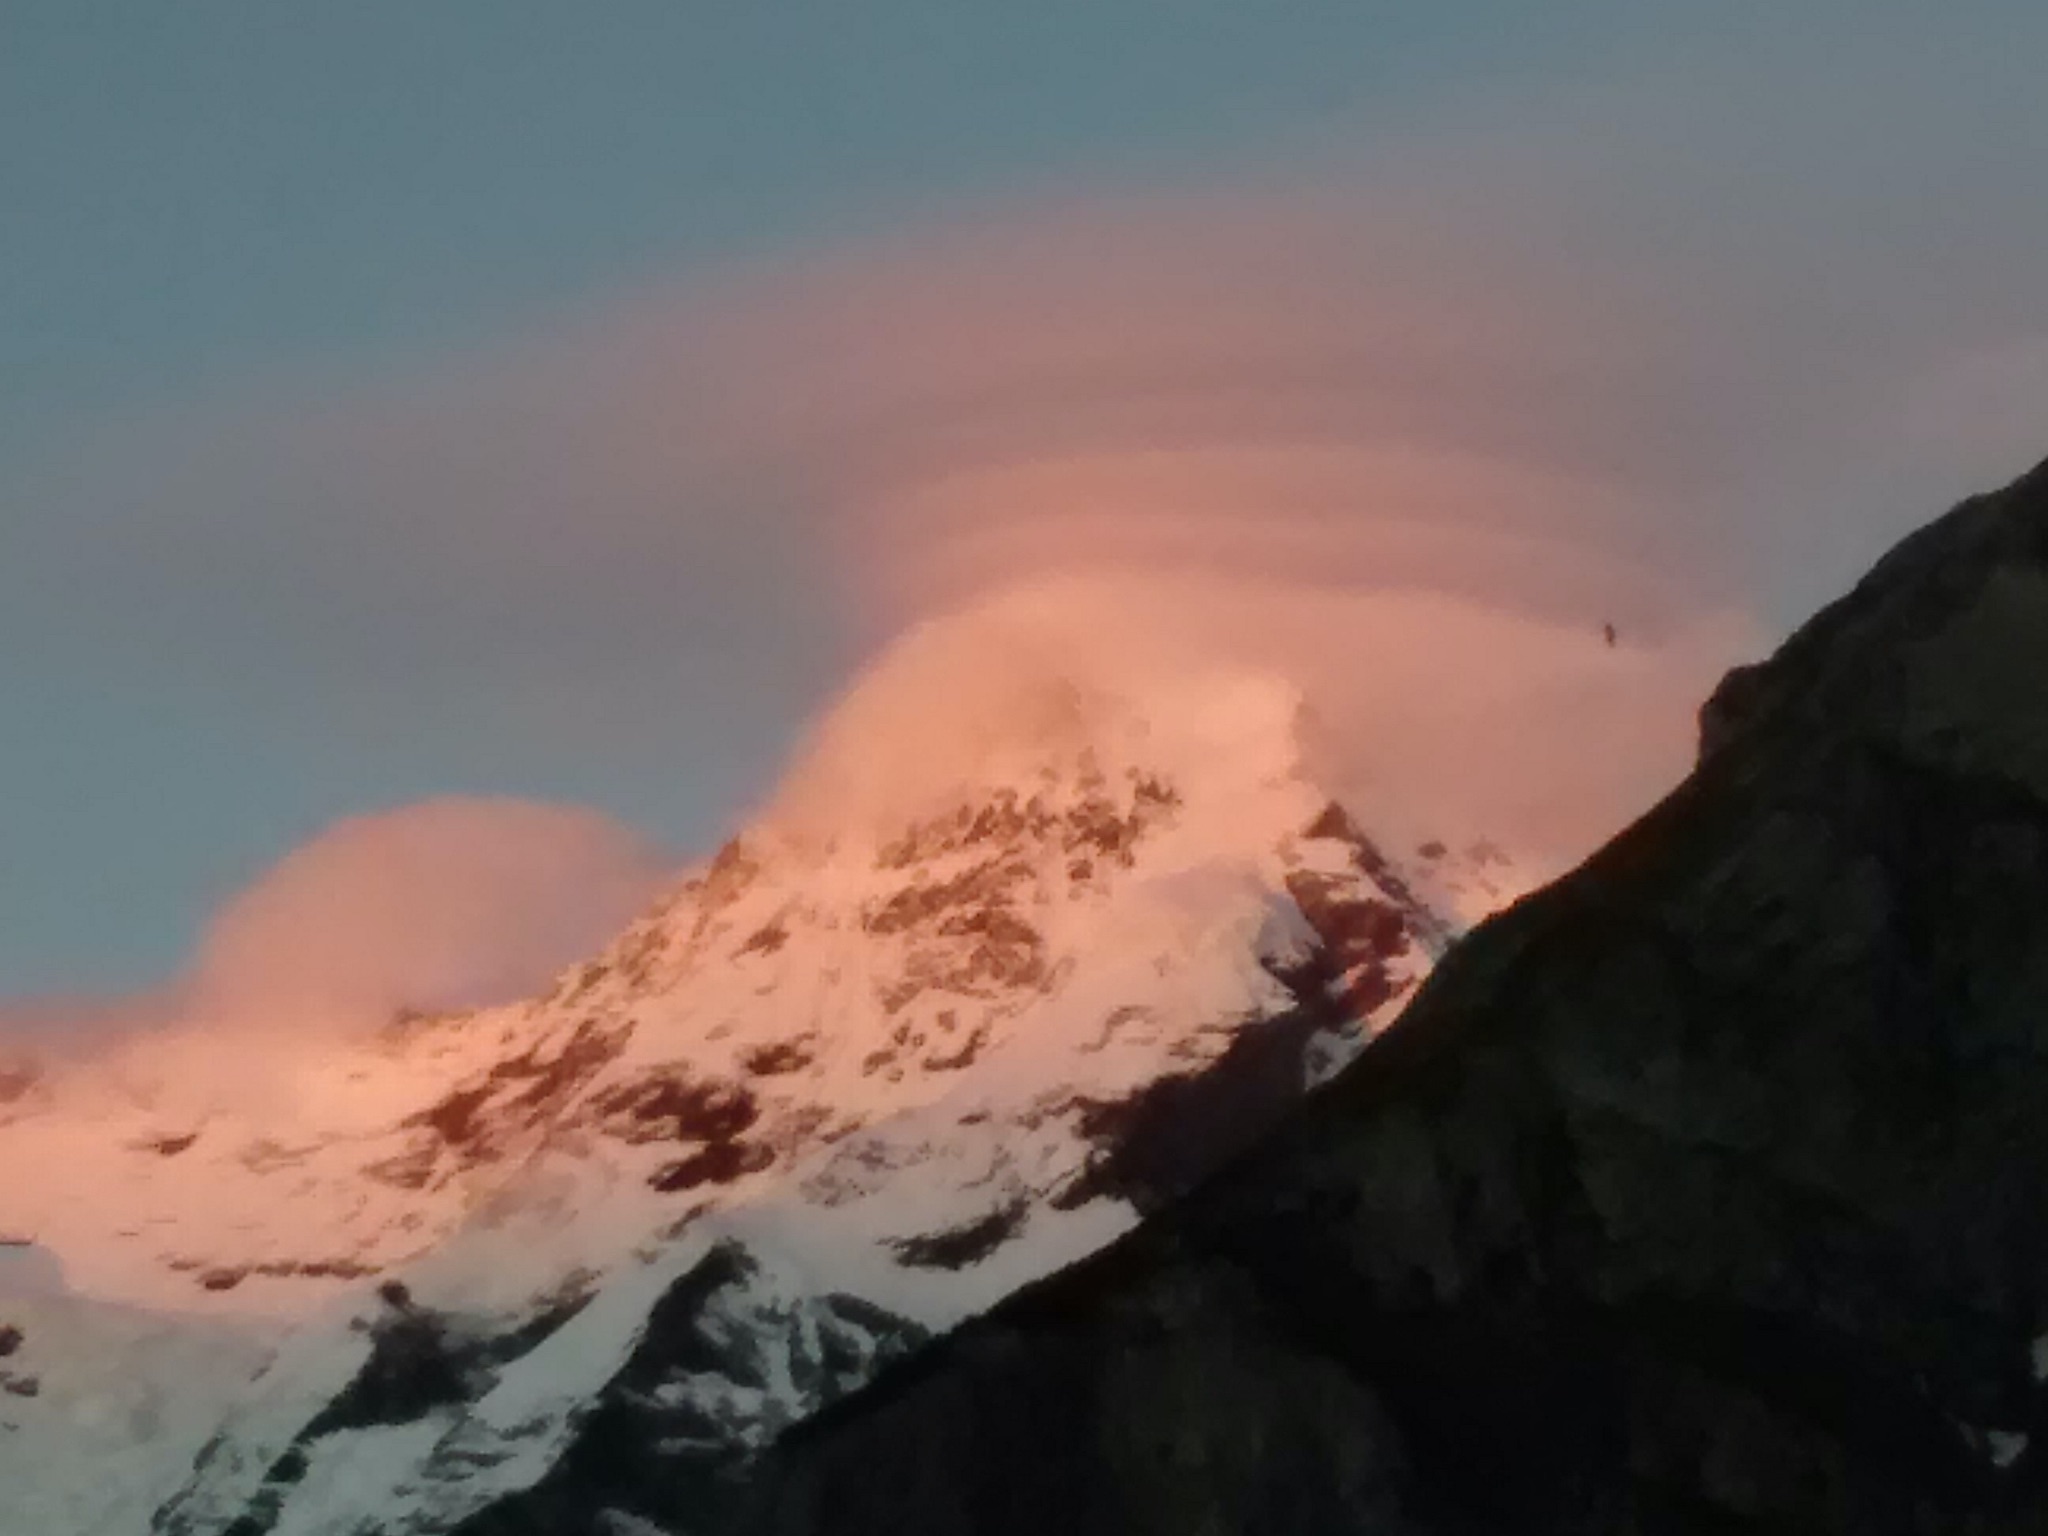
(6, 2), (2048, 1002)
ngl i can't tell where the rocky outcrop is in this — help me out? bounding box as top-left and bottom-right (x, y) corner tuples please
(714, 458), (2048, 1534)
(446, 1244), (925, 1536)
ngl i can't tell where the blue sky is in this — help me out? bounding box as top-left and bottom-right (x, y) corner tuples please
(3, 3), (1602, 422)
(5, 2), (2046, 999)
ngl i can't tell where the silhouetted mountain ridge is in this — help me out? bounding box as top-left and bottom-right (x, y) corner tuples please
(696, 456), (2048, 1535)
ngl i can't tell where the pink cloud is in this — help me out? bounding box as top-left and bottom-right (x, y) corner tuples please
(184, 797), (667, 1027)
(1, 798), (667, 1052)
(764, 573), (1752, 881)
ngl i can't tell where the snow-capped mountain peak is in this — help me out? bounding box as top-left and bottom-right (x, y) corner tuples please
(0, 633), (1528, 1532)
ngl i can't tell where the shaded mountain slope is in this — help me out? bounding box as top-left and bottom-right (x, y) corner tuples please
(716, 458), (2048, 1535)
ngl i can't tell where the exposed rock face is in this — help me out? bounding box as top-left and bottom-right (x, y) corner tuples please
(443, 1244), (923, 1536)
(714, 459), (2048, 1534)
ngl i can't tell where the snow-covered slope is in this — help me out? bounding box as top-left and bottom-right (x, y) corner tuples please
(0, 1271), (273, 1535)
(0, 652), (1528, 1534)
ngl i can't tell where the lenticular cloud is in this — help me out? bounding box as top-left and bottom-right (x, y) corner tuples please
(682, 193), (1765, 871)
(6, 183), (1782, 1048)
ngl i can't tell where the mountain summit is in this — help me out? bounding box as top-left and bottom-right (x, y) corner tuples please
(0, 628), (1522, 1532)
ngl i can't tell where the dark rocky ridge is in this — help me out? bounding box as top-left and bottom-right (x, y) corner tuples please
(707, 457), (2048, 1534)
(446, 1244), (924, 1536)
